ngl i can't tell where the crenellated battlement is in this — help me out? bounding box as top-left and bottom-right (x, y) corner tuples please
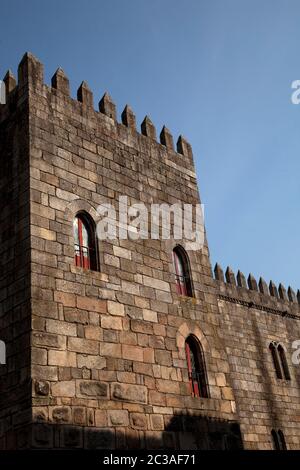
(0, 52), (194, 163)
(214, 263), (300, 315)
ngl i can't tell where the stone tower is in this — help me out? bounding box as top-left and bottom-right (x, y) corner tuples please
(0, 53), (300, 450)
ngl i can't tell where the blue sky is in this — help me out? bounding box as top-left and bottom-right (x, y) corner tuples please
(0, 0), (299, 291)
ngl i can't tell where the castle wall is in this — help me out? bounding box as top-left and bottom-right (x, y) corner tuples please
(23, 54), (238, 449)
(0, 66), (32, 448)
(0, 53), (299, 450)
(216, 269), (300, 449)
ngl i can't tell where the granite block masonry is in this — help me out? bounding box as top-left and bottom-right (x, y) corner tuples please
(0, 52), (300, 450)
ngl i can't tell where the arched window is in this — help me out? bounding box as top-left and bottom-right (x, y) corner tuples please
(271, 429), (287, 450)
(73, 213), (98, 271)
(269, 342), (282, 379)
(173, 246), (193, 297)
(277, 345), (291, 381)
(185, 335), (209, 398)
(269, 342), (291, 381)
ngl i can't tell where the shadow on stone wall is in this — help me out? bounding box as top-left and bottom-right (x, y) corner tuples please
(27, 414), (243, 450)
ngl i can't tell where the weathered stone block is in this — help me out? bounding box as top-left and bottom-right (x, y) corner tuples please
(107, 301), (125, 316)
(32, 332), (66, 349)
(122, 345), (144, 362)
(216, 373), (226, 387)
(156, 379), (180, 395)
(151, 414), (164, 430)
(131, 413), (147, 429)
(79, 381), (108, 398)
(154, 350), (172, 367)
(51, 381), (75, 397)
(46, 319), (77, 336)
(95, 410), (107, 427)
(113, 246), (131, 259)
(143, 309), (158, 323)
(73, 407), (86, 426)
(76, 296), (107, 313)
(112, 383), (147, 404)
(100, 342), (122, 358)
(77, 355), (106, 370)
(108, 410), (129, 427)
(51, 407), (71, 423)
(101, 316), (123, 330)
(32, 365), (58, 381)
(143, 276), (170, 292)
(34, 380), (50, 396)
(68, 337), (98, 355)
(48, 350), (76, 367)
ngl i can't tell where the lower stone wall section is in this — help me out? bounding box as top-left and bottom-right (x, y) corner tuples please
(29, 417), (243, 450)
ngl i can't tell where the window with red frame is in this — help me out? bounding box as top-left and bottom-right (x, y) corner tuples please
(73, 213), (98, 271)
(173, 246), (193, 297)
(185, 335), (209, 398)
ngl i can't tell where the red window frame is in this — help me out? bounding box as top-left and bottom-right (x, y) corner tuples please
(185, 337), (209, 398)
(173, 247), (193, 297)
(173, 249), (187, 296)
(185, 340), (200, 397)
(74, 214), (97, 270)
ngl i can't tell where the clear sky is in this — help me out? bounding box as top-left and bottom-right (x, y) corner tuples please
(0, 0), (299, 291)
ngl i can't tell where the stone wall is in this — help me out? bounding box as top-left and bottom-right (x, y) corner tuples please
(0, 53), (299, 450)
(215, 266), (300, 449)
(24, 53), (237, 449)
(0, 64), (32, 448)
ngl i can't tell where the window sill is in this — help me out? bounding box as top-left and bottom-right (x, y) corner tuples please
(184, 396), (236, 415)
(273, 378), (292, 384)
(178, 295), (197, 305)
(70, 265), (108, 282)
